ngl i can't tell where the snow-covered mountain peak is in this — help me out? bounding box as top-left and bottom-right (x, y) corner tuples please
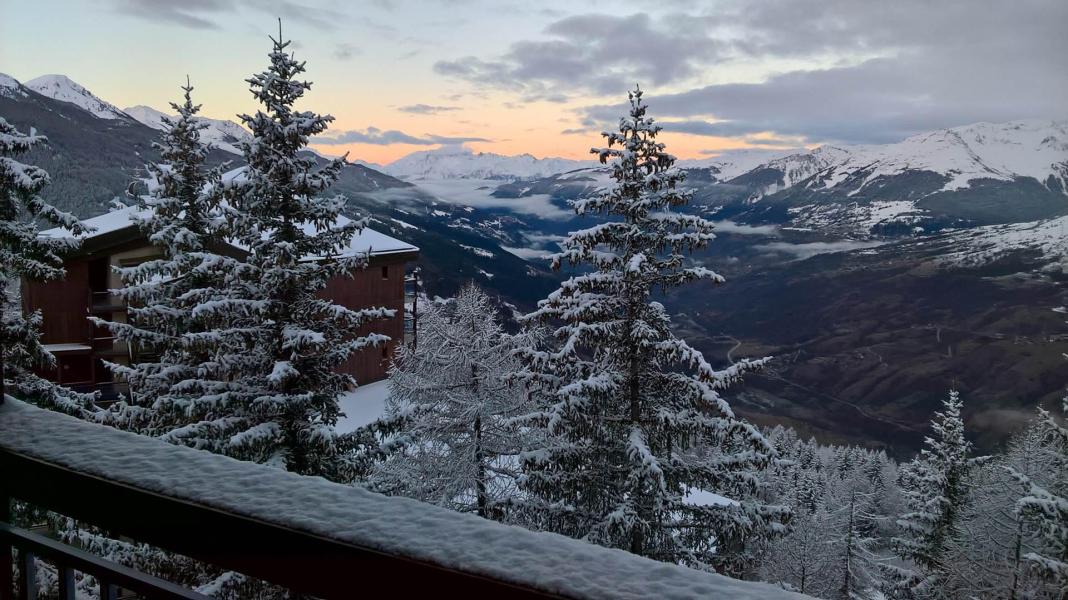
(383, 145), (592, 181)
(25, 75), (130, 120)
(0, 73), (27, 99)
(678, 148), (803, 180)
(815, 119), (1068, 194)
(123, 104), (251, 156)
(123, 105), (170, 129)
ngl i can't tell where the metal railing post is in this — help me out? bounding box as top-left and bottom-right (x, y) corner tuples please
(56, 566), (74, 600)
(16, 551), (34, 600)
(1, 487), (12, 600)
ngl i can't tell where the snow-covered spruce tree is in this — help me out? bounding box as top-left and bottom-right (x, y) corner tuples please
(887, 391), (984, 599)
(514, 86), (787, 573)
(90, 78), (235, 434)
(1010, 396), (1068, 596)
(153, 25), (392, 481)
(369, 283), (536, 519)
(0, 115), (93, 413)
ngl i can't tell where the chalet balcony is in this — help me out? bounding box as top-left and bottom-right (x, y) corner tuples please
(0, 397), (810, 600)
(88, 290), (126, 315)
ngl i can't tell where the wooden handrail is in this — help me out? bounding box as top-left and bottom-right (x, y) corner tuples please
(0, 449), (561, 599)
(0, 522), (208, 600)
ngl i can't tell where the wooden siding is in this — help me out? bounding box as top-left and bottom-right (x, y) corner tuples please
(21, 260), (90, 345)
(321, 257), (409, 384)
(23, 243), (414, 389)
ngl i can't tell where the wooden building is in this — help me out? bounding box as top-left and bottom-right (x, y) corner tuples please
(22, 207), (418, 398)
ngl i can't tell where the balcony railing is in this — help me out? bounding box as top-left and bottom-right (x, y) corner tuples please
(0, 449), (557, 600)
(0, 397), (810, 600)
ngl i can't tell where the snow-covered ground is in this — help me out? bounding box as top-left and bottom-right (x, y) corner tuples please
(336, 380), (390, 433)
(938, 215), (1068, 269)
(0, 398), (812, 600)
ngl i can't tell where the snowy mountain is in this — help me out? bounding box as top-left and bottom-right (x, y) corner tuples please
(383, 145), (592, 181)
(0, 73), (28, 99)
(938, 214), (1068, 270)
(776, 120), (1068, 196)
(709, 121), (1068, 201)
(678, 147), (806, 181)
(125, 105), (250, 155)
(24, 74), (132, 121)
(708, 120), (1068, 234)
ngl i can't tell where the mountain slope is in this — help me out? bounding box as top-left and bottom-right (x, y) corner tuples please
(25, 74), (132, 121)
(0, 73), (559, 306)
(125, 105), (251, 155)
(383, 145), (592, 181)
(719, 120), (1068, 234)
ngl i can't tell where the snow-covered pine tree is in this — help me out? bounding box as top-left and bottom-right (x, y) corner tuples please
(90, 78), (236, 434)
(761, 506), (835, 597)
(514, 86), (787, 573)
(759, 436), (888, 599)
(887, 390), (984, 599)
(158, 23), (392, 481)
(1010, 395), (1068, 596)
(0, 115), (93, 413)
(369, 283), (536, 519)
(827, 482), (880, 600)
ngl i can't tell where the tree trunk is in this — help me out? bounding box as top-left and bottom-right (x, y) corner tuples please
(471, 363), (487, 519)
(0, 279), (6, 405)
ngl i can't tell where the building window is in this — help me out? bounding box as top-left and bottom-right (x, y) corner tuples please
(381, 265), (389, 279)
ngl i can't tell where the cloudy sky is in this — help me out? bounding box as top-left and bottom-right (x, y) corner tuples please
(2, 0), (1065, 163)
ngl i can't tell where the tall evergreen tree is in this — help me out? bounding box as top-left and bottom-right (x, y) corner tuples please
(1010, 396), (1068, 597)
(91, 78), (236, 434)
(0, 115), (92, 413)
(887, 391), (984, 599)
(369, 283), (536, 519)
(514, 86), (786, 572)
(828, 483), (880, 600)
(158, 23), (392, 480)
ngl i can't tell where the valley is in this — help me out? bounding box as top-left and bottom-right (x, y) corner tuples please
(2, 70), (1065, 453)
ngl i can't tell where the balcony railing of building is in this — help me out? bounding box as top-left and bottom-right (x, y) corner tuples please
(0, 397), (810, 600)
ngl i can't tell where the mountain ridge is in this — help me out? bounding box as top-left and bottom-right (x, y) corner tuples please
(382, 145), (593, 181)
(25, 74), (132, 121)
(124, 104), (251, 156)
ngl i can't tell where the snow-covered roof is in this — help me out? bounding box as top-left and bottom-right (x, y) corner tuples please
(41, 343), (92, 353)
(41, 205), (418, 258)
(0, 397), (811, 600)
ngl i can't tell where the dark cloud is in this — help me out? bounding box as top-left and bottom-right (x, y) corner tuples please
(333, 43), (360, 60)
(434, 13), (722, 96)
(317, 126), (490, 146)
(396, 104), (460, 115)
(659, 120), (771, 138)
(580, 45), (1068, 145)
(114, 0), (345, 31)
(435, 2), (1066, 144)
(114, 0), (225, 29)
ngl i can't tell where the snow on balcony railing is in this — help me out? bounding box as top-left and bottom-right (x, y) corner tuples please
(0, 398), (810, 600)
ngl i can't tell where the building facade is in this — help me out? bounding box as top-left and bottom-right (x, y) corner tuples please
(22, 207), (418, 398)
